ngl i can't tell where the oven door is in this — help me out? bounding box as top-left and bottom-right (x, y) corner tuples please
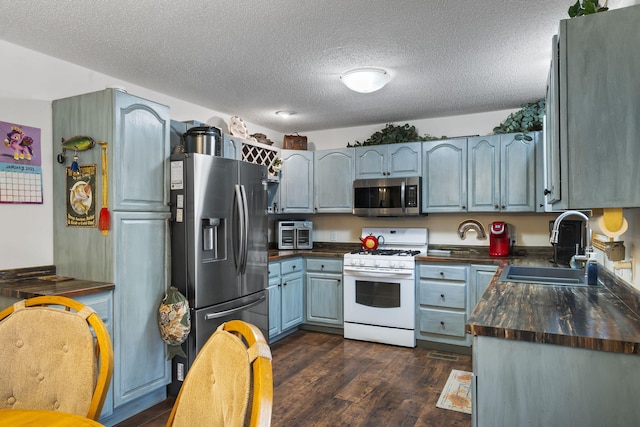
(343, 269), (415, 329)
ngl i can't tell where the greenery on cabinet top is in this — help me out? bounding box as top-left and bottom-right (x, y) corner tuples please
(346, 123), (447, 147)
(345, 100), (544, 148)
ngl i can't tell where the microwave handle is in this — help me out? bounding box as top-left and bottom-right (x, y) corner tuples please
(401, 180), (406, 213)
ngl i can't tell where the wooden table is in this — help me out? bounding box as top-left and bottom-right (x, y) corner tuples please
(0, 409), (105, 426)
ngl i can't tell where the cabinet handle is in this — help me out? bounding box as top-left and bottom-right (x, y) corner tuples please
(440, 294), (445, 298)
(283, 282), (287, 286)
(440, 321), (445, 328)
(544, 189), (551, 195)
(321, 264), (325, 269)
(462, 205), (466, 209)
(439, 271), (444, 276)
(501, 205), (506, 209)
(494, 204), (499, 209)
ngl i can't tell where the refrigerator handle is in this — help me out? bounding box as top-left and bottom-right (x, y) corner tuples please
(204, 293), (266, 320)
(240, 184), (249, 274)
(234, 184), (245, 274)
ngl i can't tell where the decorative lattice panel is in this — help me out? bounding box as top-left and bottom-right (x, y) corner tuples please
(242, 140), (280, 175)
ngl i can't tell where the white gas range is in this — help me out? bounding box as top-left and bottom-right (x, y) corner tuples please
(343, 227), (428, 347)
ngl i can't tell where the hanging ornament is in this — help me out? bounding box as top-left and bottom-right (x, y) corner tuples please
(98, 142), (110, 235)
(70, 153), (80, 177)
(57, 135), (96, 165)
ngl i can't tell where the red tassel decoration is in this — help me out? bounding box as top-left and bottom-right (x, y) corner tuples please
(98, 142), (110, 236)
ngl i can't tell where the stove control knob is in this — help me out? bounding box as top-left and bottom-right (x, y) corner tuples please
(398, 261), (405, 269)
(390, 261), (397, 268)
(374, 260), (381, 267)
(359, 259), (365, 266)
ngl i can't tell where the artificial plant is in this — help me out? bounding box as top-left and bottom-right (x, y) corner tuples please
(346, 123), (447, 147)
(493, 99), (545, 138)
(568, 0), (609, 17)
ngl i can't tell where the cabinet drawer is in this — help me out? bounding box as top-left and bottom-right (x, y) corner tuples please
(306, 258), (343, 273)
(268, 262), (280, 278)
(419, 308), (466, 337)
(419, 280), (466, 309)
(281, 258), (303, 276)
(419, 265), (467, 281)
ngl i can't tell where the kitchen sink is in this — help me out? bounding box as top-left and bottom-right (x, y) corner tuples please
(498, 265), (587, 286)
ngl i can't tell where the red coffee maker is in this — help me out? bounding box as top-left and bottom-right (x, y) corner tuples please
(489, 222), (511, 257)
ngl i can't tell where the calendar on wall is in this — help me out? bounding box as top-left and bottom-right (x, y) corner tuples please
(0, 120), (43, 204)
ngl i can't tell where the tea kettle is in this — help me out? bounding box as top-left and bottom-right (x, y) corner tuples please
(360, 234), (384, 250)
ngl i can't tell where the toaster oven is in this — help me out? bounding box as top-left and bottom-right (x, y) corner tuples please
(278, 220), (313, 250)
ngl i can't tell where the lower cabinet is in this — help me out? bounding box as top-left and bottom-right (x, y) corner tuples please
(268, 258), (304, 341)
(417, 263), (471, 347)
(74, 292), (114, 420)
(469, 264), (498, 312)
(305, 258), (343, 327)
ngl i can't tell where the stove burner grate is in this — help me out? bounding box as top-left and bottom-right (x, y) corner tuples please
(349, 249), (421, 256)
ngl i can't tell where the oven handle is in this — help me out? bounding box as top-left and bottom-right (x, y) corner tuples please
(343, 268), (414, 277)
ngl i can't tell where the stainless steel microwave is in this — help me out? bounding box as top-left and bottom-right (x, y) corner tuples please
(278, 220), (313, 250)
(353, 177), (422, 217)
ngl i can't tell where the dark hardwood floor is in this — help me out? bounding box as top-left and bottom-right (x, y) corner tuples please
(115, 330), (472, 427)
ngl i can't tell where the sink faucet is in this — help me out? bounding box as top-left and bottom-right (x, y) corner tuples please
(549, 210), (593, 266)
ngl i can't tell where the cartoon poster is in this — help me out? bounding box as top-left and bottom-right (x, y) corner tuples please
(66, 164), (97, 227)
(0, 121), (43, 204)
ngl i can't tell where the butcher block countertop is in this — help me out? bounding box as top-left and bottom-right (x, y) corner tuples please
(0, 265), (114, 299)
(466, 260), (640, 355)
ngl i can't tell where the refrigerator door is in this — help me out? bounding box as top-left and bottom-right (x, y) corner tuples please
(239, 161), (268, 296)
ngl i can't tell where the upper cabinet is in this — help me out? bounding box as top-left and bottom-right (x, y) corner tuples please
(279, 149), (314, 213)
(314, 148), (354, 213)
(546, 5), (640, 209)
(422, 139), (468, 212)
(355, 142), (422, 178)
(468, 133), (536, 212)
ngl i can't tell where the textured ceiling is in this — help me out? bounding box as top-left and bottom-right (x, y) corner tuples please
(0, 1), (636, 133)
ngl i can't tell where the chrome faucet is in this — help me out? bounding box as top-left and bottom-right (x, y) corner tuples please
(549, 210), (593, 266)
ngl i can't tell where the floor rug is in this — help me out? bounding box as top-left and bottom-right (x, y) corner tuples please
(436, 369), (473, 414)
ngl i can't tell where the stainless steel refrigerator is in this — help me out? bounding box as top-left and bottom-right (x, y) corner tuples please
(168, 153), (268, 395)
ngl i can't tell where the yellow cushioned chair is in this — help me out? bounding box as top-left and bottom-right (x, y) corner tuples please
(0, 295), (113, 421)
(166, 320), (273, 427)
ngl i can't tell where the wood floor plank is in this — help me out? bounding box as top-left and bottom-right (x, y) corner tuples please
(115, 330), (472, 427)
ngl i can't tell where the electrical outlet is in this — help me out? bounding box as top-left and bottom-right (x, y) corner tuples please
(330, 232), (337, 241)
(177, 362), (184, 381)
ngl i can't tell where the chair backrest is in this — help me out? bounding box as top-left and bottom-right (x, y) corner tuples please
(0, 295), (113, 420)
(167, 320), (273, 427)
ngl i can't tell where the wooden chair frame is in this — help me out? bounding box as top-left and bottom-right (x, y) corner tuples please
(0, 295), (114, 420)
(166, 319), (273, 427)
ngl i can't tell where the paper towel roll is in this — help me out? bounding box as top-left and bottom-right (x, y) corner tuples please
(589, 215), (629, 238)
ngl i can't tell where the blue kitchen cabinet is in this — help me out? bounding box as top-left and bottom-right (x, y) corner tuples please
(279, 150), (314, 213)
(52, 89), (171, 425)
(305, 258), (343, 327)
(268, 258), (304, 341)
(421, 138), (468, 212)
(355, 142), (422, 179)
(469, 264), (498, 314)
(468, 133), (536, 212)
(314, 148), (354, 213)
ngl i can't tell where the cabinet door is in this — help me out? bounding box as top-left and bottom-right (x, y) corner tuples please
(222, 133), (242, 160)
(501, 134), (536, 212)
(113, 91), (170, 212)
(314, 148), (354, 213)
(355, 145), (386, 178)
(468, 136), (500, 212)
(268, 276), (281, 338)
(306, 273), (343, 326)
(470, 265), (498, 312)
(422, 139), (467, 212)
(112, 211), (171, 407)
(280, 150), (314, 213)
(388, 142), (422, 177)
(280, 273), (304, 330)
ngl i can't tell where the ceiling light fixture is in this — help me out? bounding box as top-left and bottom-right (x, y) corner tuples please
(275, 111), (295, 118)
(340, 68), (391, 93)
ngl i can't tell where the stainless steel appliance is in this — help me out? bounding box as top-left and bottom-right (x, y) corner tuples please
(343, 227), (428, 347)
(353, 177), (421, 217)
(168, 153), (268, 395)
(277, 220), (313, 250)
